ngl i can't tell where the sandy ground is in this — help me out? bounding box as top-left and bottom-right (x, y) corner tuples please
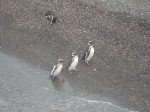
(0, 0), (150, 112)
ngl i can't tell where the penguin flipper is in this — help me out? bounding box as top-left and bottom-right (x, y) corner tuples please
(50, 65), (57, 76)
(82, 45), (91, 60)
(85, 51), (90, 61)
(82, 50), (90, 60)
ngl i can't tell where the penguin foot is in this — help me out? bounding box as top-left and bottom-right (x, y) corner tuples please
(49, 74), (60, 79)
(74, 69), (79, 72)
(49, 75), (53, 79)
(85, 61), (89, 65)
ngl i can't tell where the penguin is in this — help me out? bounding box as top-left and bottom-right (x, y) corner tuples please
(50, 58), (63, 77)
(82, 41), (95, 64)
(45, 11), (57, 24)
(68, 52), (79, 72)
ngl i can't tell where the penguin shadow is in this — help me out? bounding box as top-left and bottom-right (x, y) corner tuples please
(79, 55), (95, 67)
(80, 60), (94, 67)
(49, 75), (65, 91)
(78, 54), (98, 75)
(66, 70), (79, 77)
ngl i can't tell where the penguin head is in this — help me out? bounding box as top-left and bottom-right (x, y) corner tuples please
(72, 52), (77, 57)
(58, 58), (63, 63)
(88, 41), (92, 46)
(45, 11), (53, 19)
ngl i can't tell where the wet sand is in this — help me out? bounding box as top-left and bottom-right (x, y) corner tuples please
(0, 51), (136, 112)
(0, 0), (150, 112)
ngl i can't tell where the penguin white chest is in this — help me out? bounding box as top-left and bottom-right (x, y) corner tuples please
(53, 64), (63, 76)
(68, 56), (78, 71)
(87, 47), (94, 61)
